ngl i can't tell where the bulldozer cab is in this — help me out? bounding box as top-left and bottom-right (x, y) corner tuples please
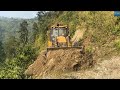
(51, 24), (68, 37)
(47, 24), (69, 47)
(48, 24), (69, 47)
(47, 24), (84, 51)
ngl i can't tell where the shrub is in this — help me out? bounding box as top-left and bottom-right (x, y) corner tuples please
(85, 45), (93, 54)
(114, 40), (120, 50)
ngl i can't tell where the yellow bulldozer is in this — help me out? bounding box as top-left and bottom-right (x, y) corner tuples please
(47, 23), (84, 52)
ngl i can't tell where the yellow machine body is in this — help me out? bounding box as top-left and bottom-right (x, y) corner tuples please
(47, 24), (70, 47)
(47, 23), (82, 51)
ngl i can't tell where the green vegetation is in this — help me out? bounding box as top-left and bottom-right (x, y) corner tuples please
(0, 41), (6, 62)
(0, 18), (38, 79)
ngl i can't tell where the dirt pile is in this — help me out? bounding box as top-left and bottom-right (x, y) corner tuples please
(25, 48), (94, 78)
(24, 50), (47, 78)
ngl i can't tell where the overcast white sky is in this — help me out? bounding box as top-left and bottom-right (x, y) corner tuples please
(0, 11), (38, 19)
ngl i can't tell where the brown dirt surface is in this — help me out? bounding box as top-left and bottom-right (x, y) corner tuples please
(25, 48), (93, 79)
(58, 56), (120, 79)
(24, 50), (47, 78)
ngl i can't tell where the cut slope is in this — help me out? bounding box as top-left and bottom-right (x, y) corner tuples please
(71, 28), (85, 43)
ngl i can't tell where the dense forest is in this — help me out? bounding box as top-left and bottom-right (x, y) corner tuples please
(0, 11), (120, 79)
(0, 17), (37, 42)
(0, 16), (38, 78)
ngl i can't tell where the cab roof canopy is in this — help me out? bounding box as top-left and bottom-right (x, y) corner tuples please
(51, 23), (68, 28)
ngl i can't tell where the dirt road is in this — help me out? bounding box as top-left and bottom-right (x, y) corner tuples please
(61, 56), (120, 79)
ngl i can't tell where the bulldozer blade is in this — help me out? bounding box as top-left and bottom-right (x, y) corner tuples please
(47, 46), (83, 51)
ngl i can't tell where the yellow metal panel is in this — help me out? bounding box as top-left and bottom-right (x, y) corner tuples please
(57, 36), (67, 43)
(48, 41), (52, 47)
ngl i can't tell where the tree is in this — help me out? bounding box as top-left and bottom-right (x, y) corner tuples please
(37, 11), (53, 43)
(32, 22), (39, 43)
(0, 41), (6, 62)
(4, 36), (18, 59)
(19, 20), (29, 46)
(0, 27), (5, 41)
(37, 11), (46, 21)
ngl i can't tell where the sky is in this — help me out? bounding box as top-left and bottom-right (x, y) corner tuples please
(0, 11), (38, 19)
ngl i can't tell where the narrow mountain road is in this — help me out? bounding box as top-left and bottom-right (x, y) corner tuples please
(63, 56), (120, 79)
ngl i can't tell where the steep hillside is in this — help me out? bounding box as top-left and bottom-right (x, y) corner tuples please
(36, 11), (118, 57)
(34, 11), (119, 60)
(25, 11), (120, 79)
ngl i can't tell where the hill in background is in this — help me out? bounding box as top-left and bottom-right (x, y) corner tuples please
(0, 16), (37, 43)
